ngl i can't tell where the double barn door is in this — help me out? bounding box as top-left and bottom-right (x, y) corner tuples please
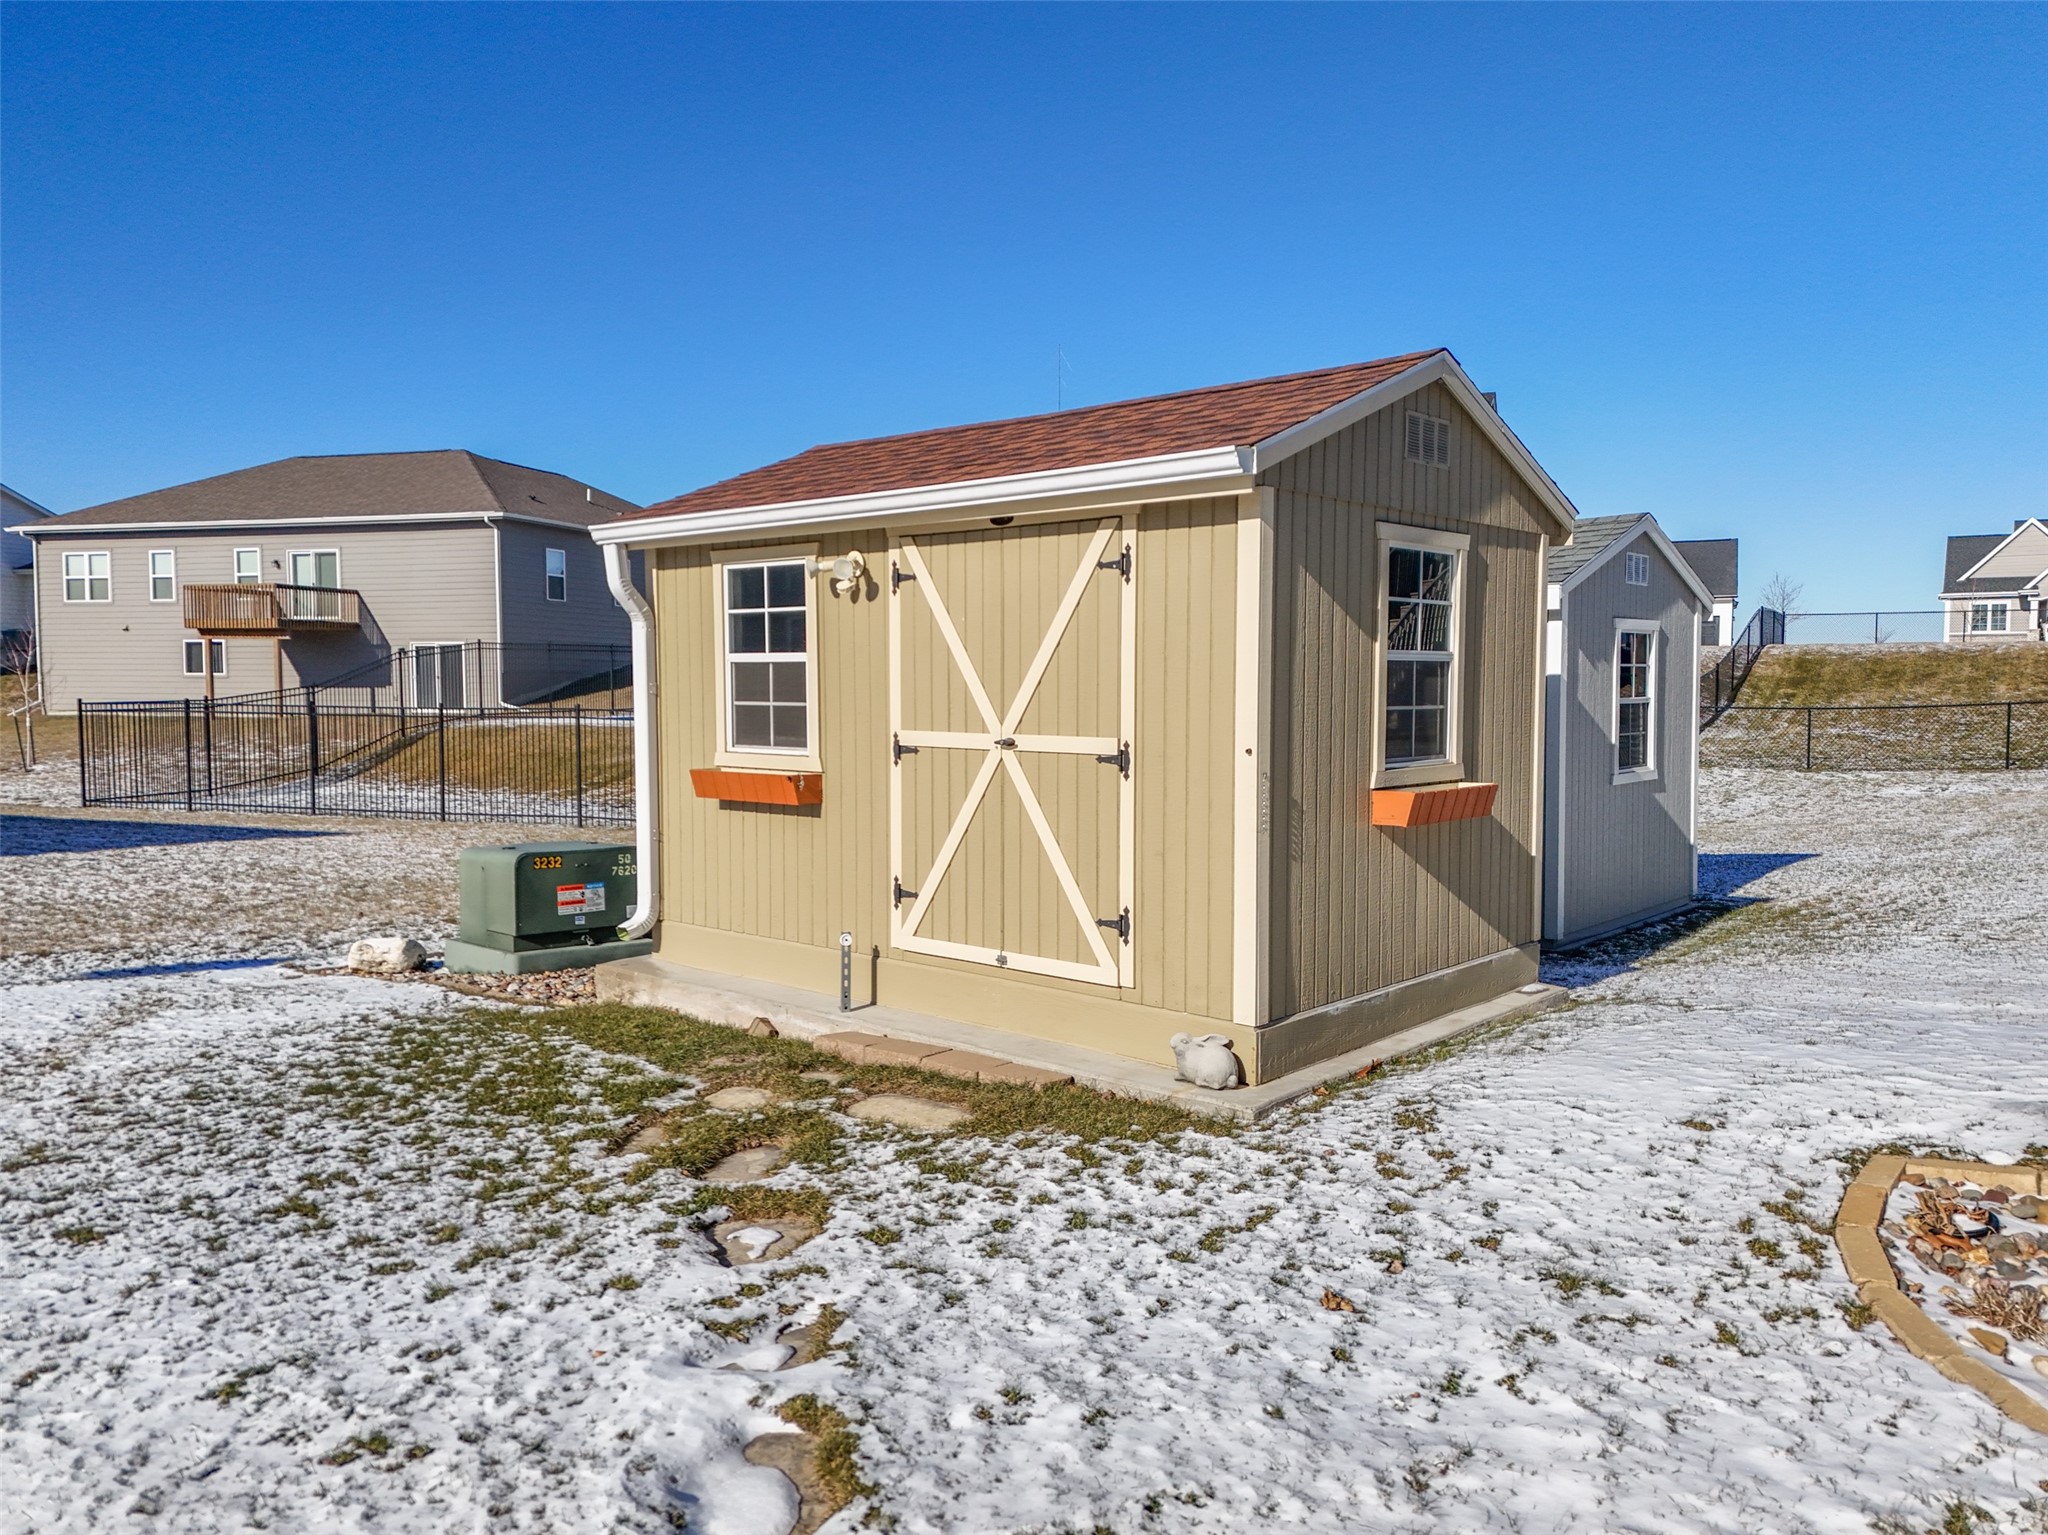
(888, 515), (1135, 988)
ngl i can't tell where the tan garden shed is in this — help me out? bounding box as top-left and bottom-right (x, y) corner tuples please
(592, 350), (1578, 1086)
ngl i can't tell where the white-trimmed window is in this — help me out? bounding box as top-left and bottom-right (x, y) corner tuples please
(1624, 551), (1650, 586)
(1970, 602), (2009, 633)
(1614, 624), (1657, 779)
(1404, 411), (1450, 467)
(62, 551), (111, 603)
(545, 547), (568, 602)
(182, 639), (227, 677)
(289, 549), (340, 588)
(149, 550), (177, 602)
(715, 551), (818, 767)
(1375, 522), (1469, 785)
(233, 547), (262, 584)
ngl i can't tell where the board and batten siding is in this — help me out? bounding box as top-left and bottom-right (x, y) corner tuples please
(32, 523), (500, 706)
(1258, 379), (1547, 1020)
(1545, 536), (1700, 947)
(647, 497), (1241, 1065)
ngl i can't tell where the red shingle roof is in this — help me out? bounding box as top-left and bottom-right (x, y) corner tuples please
(625, 351), (1444, 521)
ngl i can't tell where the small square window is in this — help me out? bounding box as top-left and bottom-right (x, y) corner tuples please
(545, 547), (567, 602)
(1624, 552), (1650, 586)
(63, 551), (111, 602)
(233, 548), (262, 584)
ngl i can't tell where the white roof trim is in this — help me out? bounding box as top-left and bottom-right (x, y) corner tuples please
(1248, 351), (1578, 538)
(21, 509), (604, 537)
(592, 445), (1253, 547)
(1554, 515), (1716, 609)
(1956, 518), (2048, 582)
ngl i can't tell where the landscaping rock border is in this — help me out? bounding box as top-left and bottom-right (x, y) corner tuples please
(1836, 1154), (2048, 1435)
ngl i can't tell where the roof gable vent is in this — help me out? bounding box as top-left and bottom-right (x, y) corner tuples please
(1624, 552), (1650, 586)
(1405, 411), (1450, 468)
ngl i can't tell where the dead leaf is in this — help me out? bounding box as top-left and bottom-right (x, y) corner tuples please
(1319, 1287), (1357, 1313)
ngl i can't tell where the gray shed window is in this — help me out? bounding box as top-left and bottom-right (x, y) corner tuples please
(725, 559), (810, 752)
(1385, 546), (1456, 765)
(1616, 629), (1655, 775)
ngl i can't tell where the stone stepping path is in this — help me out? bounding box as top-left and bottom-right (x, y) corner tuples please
(705, 1085), (779, 1112)
(813, 1032), (1071, 1087)
(848, 1094), (970, 1131)
(702, 1145), (787, 1184)
(743, 1431), (834, 1535)
(713, 1217), (816, 1266)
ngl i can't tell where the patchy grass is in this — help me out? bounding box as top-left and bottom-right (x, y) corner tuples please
(1738, 645), (2048, 708)
(776, 1392), (875, 1510)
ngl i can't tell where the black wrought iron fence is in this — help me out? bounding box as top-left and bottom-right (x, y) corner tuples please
(1699, 606), (1785, 725)
(78, 696), (633, 825)
(1700, 700), (2048, 771)
(224, 640), (634, 714)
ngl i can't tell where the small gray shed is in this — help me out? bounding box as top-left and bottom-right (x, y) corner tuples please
(1543, 514), (1712, 948)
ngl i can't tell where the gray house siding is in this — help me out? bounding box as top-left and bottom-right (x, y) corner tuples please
(1544, 530), (1701, 947)
(33, 522), (499, 706)
(493, 520), (632, 703)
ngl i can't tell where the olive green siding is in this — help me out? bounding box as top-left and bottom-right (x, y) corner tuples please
(1259, 380), (1547, 1018)
(647, 497), (1240, 1055)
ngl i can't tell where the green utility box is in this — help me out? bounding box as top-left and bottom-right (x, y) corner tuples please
(444, 841), (654, 974)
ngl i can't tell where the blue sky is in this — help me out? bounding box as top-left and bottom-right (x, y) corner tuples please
(5, 3), (2042, 611)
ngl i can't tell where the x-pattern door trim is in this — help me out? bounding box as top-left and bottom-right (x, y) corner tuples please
(888, 516), (1133, 987)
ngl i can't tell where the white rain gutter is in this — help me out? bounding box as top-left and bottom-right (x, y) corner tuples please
(603, 542), (658, 939)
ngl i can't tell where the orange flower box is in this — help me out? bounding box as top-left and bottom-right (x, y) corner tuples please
(1367, 780), (1497, 828)
(690, 768), (824, 807)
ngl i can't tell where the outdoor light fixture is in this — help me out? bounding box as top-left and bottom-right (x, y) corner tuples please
(817, 551), (866, 595)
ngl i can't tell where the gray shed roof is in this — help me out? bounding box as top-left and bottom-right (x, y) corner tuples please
(1547, 514), (1650, 584)
(1670, 538), (1738, 601)
(30, 451), (638, 533)
(1942, 533), (2033, 595)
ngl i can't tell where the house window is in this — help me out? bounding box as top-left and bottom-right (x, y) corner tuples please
(62, 551), (111, 602)
(149, 550), (177, 602)
(182, 639), (227, 677)
(289, 550), (340, 588)
(1615, 627), (1657, 777)
(233, 547), (262, 584)
(1376, 522), (1469, 784)
(1624, 552), (1650, 586)
(1970, 603), (2009, 633)
(722, 558), (811, 754)
(545, 547), (568, 602)
(1404, 411), (1451, 467)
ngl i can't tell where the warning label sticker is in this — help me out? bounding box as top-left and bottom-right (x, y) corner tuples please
(556, 882), (606, 915)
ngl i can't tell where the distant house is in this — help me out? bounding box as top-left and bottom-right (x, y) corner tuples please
(1543, 514), (1711, 948)
(1, 484), (55, 653)
(1941, 521), (2047, 642)
(1671, 538), (1738, 645)
(23, 452), (641, 708)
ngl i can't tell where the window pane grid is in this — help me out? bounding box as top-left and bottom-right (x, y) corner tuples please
(1616, 631), (1655, 772)
(725, 560), (810, 752)
(1384, 545), (1456, 767)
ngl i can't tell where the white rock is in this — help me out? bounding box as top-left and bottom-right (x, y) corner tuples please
(347, 937), (427, 974)
(848, 1094), (970, 1130)
(1169, 1033), (1242, 1090)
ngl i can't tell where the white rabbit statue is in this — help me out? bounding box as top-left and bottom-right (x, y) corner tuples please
(1169, 1033), (1242, 1090)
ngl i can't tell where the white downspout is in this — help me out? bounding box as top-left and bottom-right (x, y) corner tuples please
(603, 542), (657, 939)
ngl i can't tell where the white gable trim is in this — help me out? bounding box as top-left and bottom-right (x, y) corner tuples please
(1248, 351), (1578, 539)
(1554, 516), (1715, 610)
(1957, 519), (2048, 582)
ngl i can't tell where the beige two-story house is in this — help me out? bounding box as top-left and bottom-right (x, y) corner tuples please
(25, 451), (640, 709)
(1941, 520), (2048, 643)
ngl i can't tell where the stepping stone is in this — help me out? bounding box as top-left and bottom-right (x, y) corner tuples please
(798, 1070), (846, 1087)
(713, 1218), (816, 1266)
(848, 1094), (969, 1131)
(775, 1318), (837, 1369)
(621, 1119), (669, 1154)
(706, 1086), (778, 1112)
(743, 1431), (835, 1535)
(702, 1145), (787, 1184)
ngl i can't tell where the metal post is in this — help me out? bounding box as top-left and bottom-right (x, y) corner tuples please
(1804, 707), (1813, 771)
(203, 696), (215, 795)
(182, 698), (195, 812)
(574, 705), (585, 827)
(2006, 701), (2014, 771)
(76, 703), (86, 806)
(437, 703), (448, 822)
(306, 692), (320, 813)
(840, 931), (853, 1012)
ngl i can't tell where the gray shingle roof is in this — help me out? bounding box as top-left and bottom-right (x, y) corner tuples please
(1942, 533), (2031, 595)
(1547, 514), (1650, 584)
(33, 452), (638, 532)
(1670, 538), (1738, 601)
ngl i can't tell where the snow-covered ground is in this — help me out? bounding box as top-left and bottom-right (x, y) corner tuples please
(4, 771), (2047, 1533)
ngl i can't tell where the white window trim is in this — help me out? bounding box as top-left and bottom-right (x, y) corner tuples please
(1372, 521), (1470, 789)
(148, 549), (178, 602)
(288, 548), (342, 587)
(711, 543), (822, 772)
(62, 550), (112, 603)
(545, 547), (568, 602)
(1612, 618), (1660, 785)
(1623, 551), (1650, 587)
(182, 638), (227, 677)
(233, 547), (263, 584)
(1970, 601), (2009, 634)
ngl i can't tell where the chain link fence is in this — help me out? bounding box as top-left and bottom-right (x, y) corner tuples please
(1701, 700), (2048, 771)
(1782, 611), (1948, 645)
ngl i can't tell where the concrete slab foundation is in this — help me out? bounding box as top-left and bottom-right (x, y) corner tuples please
(444, 936), (653, 975)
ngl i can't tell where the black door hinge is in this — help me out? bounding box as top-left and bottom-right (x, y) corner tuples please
(891, 561), (916, 593)
(1094, 741), (1130, 777)
(1096, 907), (1131, 944)
(893, 876), (918, 907)
(1096, 544), (1132, 582)
(892, 732), (918, 764)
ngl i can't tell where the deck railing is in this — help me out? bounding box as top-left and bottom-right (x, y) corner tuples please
(182, 582), (361, 633)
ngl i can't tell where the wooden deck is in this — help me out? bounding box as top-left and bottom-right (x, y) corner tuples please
(183, 582), (362, 636)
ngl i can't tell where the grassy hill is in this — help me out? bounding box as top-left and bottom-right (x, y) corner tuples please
(1735, 643), (2048, 707)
